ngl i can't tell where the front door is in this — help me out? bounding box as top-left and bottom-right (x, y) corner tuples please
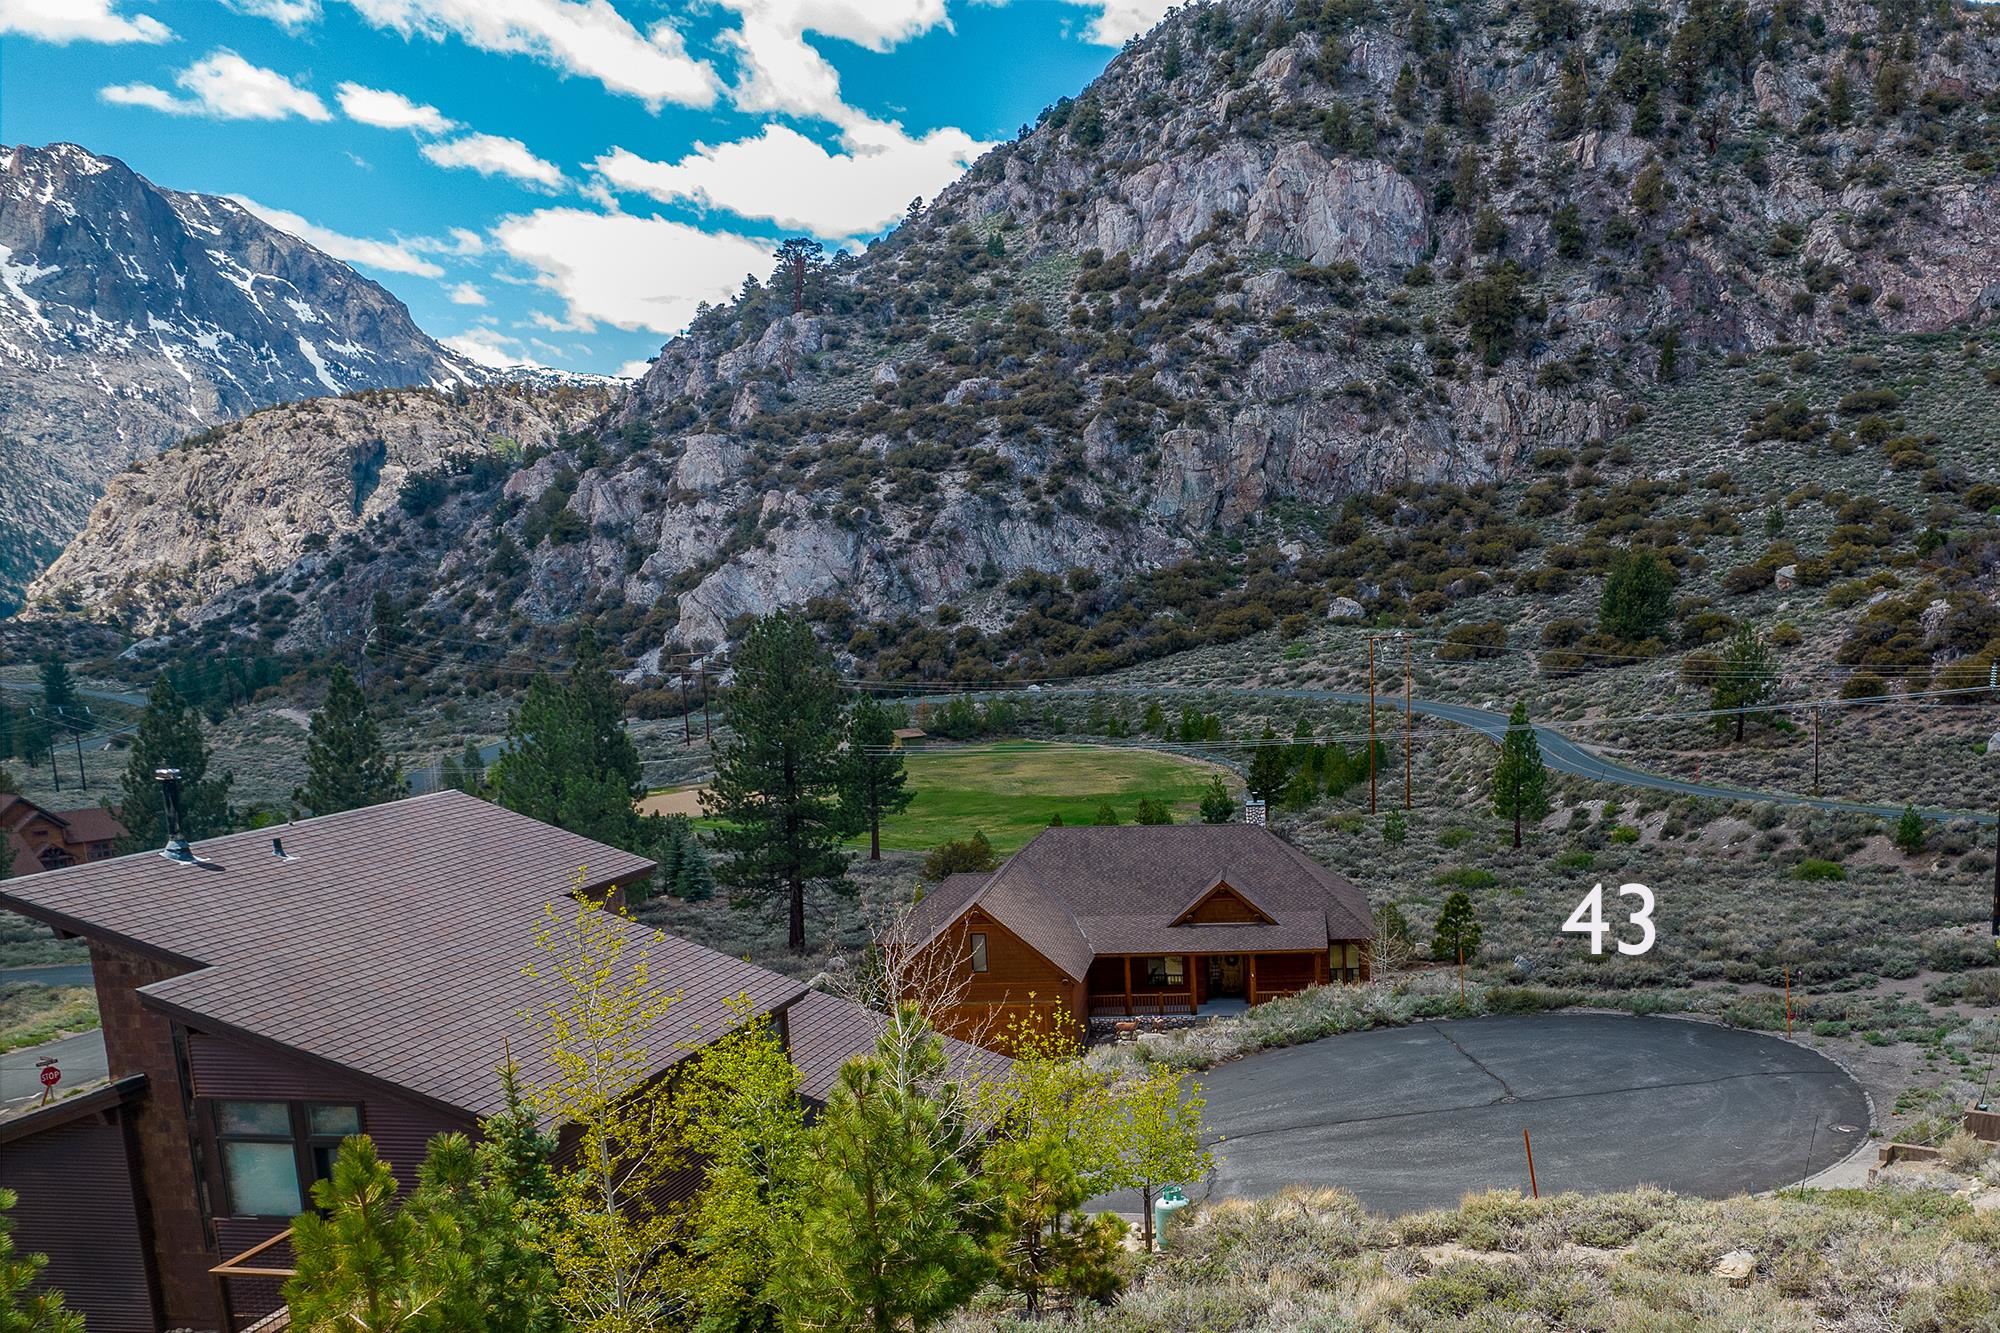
(1207, 955), (1245, 998)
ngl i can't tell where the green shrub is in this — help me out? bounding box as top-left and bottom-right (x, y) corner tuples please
(1610, 825), (1640, 845)
(1793, 858), (1847, 882)
(1434, 866), (1498, 890)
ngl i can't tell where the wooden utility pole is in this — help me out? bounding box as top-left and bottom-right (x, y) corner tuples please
(700, 664), (711, 744)
(1810, 707), (1821, 796)
(679, 664), (692, 746)
(1990, 799), (1998, 942)
(1402, 634), (1413, 811)
(1367, 637), (1378, 814)
(1523, 1128), (1539, 1198)
(1784, 966), (1792, 1036)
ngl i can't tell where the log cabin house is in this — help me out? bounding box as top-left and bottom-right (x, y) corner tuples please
(901, 824), (1374, 1049)
(1, 791), (127, 876)
(0, 788), (996, 1333)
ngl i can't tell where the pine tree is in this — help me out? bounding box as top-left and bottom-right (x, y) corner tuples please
(1893, 806), (1926, 856)
(674, 838), (715, 902)
(1598, 549), (1675, 642)
(840, 695), (913, 861)
(119, 677), (234, 850)
(285, 1138), (457, 1333)
(1199, 774), (1235, 824)
(704, 612), (851, 953)
(1246, 725), (1290, 803)
(294, 666), (404, 817)
(0, 690), (14, 761)
(1711, 625), (1777, 743)
(37, 654), (77, 727)
(488, 631), (645, 852)
(1431, 891), (1483, 962)
(1092, 801), (1120, 826)
(772, 1011), (993, 1331)
(1490, 701), (1550, 849)
(1135, 797), (1173, 825)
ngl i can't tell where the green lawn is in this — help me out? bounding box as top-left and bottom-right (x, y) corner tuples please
(876, 742), (1239, 855)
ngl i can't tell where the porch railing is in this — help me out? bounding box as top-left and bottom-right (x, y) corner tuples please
(1089, 991), (1195, 1017)
(212, 1228), (294, 1332)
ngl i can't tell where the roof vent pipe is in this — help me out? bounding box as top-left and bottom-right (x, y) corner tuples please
(155, 768), (194, 864)
(272, 837), (287, 860)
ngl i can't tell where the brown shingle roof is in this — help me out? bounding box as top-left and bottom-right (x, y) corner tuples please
(785, 990), (1010, 1103)
(51, 805), (128, 846)
(914, 825), (1372, 972)
(0, 791), (805, 1119)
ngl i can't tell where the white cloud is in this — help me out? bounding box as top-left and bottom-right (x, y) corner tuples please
(438, 330), (532, 370)
(0, 0), (170, 44)
(409, 227), (488, 257)
(447, 282), (487, 305)
(443, 327), (534, 368)
(228, 195), (446, 277)
(1065, 0), (1175, 45)
(594, 117), (989, 237)
(102, 51), (333, 122)
(336, 82), (456, 133)
(492, 208), (774, 334)
(616, 358), (653, 379)
(340, 0), (719, 109)
(421, 133), (566, 190)
(718, 0), (949, 126)
(222, 0), (322, 31)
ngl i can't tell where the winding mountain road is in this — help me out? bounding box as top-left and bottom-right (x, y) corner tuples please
(997, 685), (1999, 827)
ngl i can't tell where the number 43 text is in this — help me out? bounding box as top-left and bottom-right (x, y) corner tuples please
(1563, 883), (1656, 956)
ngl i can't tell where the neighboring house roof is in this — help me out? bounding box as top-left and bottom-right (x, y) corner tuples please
(912, 825), (1373, 976)
(0, 790), (802, 1121)
(0, 793), (128, 878)
(785, 990), (1010, 1104)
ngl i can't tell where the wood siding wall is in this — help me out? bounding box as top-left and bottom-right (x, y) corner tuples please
(88, 939), (218, 1331)
(919, 912), (1084, 1052)
(1180, 888), (1269, 924)
(1, 1102), (158, 1333)
(187, 1030), (473, 1327)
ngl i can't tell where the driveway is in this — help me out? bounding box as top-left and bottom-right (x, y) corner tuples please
(1114, 1014), (1871, 1217)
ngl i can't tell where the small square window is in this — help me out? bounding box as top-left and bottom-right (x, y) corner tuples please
(222, 1141), (302, 1217)
(309, 1104), (362, 1137)
(969, 933), (989, 973)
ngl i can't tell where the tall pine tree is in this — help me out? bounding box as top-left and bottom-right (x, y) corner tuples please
(294, 666), (404, 817)
(839, 695), (913, 861)
(119, 677), (234, 850)
(704, 612), (851, 953)
(488, 631), (645, 852)
(1490, 700), (1550, 848)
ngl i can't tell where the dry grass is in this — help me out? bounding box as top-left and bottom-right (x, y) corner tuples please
(947, 1183), (2000, 1331)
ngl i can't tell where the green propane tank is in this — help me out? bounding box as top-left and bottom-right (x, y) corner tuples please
(1152, 1185), (1190, 1250)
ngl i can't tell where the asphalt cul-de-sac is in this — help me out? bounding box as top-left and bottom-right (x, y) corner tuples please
(1115, 1013), (1871, 1217)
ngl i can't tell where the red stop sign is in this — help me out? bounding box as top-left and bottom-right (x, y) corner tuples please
(39, 1065), (60, 1089)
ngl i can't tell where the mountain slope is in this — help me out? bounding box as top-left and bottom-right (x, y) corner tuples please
(29, 0), (2000, 674)
(0, 142), (481, 610)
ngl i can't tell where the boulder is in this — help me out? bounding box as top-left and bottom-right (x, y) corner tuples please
(1327, 595), (1365, 621)
(1774, 564), (1797, 590)
(1920, 598), (1952, 645)
(1713, 1251), (1756, 1288)
(671, 434), (744, 494)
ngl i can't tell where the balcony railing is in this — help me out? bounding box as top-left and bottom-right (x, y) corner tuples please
(212, 1228), (294, 1331)
(1089, 991), (1195, 1017)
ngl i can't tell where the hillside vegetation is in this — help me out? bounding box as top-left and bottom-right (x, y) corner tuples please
(25, 0), (2000, 713)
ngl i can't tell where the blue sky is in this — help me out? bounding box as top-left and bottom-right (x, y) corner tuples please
(0, 1), (1159, 375)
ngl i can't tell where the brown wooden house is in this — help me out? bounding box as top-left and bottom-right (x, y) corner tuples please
(1, 791), (127, 876)
(0, 790), (997, 1333)
(901, 824), (1374, 1049)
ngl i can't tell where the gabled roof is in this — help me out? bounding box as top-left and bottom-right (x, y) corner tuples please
(0, 794), (127, 877)
(1169, 877), (1277, 926)
(911, 824), (1372, 973)
(0, 791), (802, 1120)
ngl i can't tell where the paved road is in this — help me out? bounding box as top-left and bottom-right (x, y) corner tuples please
(1098, 1014), (1870, 1217)
(0, 1030), (107, 1111)
(0, 677), (147, 754)
(1019, 685), (1997, 826)
(0, 964), (94, 988)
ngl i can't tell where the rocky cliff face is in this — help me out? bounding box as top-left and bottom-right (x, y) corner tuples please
(31, 0), (2000, 669)
(0, 143), (481, 610)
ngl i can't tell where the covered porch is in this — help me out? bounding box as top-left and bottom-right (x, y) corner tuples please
(1084, 949), (1346, 1019)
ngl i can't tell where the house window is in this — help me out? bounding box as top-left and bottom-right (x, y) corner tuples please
(212, 1100), (363, 1217)
(1145, 956), (1185, 987)
(969, 933), (989, 973)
